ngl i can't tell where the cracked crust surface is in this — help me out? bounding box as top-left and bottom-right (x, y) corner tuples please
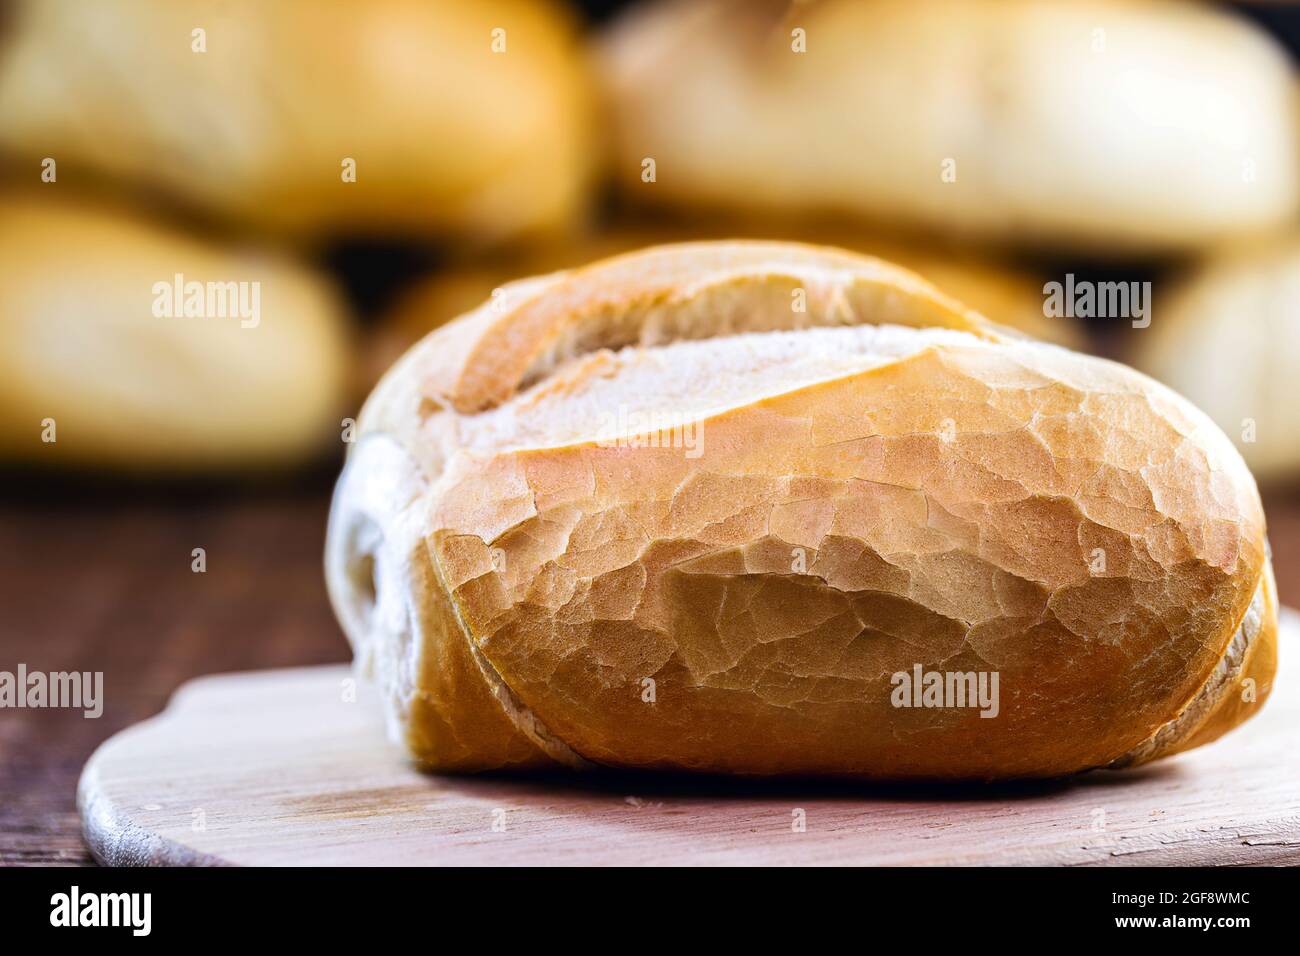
(327, 241), (1275, 779)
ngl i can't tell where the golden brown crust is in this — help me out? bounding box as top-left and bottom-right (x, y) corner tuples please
(1177, 586), (1277, 755)
(325, 433), (558, 771)
(329, 240), (1275, 779)
(1108, 565), (1275, 768)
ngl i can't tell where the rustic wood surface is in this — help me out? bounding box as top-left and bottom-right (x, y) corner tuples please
(79, 612), (1300, 866)
(4, 480), (1300, 866)
(0, 478), (349, 866)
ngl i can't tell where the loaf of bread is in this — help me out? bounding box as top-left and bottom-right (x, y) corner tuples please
(326, 241), (1275, 779)
(0, 196), (349, 470)
(1130, 240), (1300, 482)
(0, 0), (592, 241)
(600, 0), (1298, 254)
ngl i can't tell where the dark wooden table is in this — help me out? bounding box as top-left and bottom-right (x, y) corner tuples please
(4, 474), (1300, 866)
(0, 473), (350, 866)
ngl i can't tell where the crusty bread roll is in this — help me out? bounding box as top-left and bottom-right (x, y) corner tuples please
(0, 196), (349, 470)
(0, 0), (592, 241)
(326, 241), (1275, 779)
(600, 0), (1299, 254)
(1130, 240), (1300, 482)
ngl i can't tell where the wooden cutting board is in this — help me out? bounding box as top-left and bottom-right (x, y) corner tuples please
(79, 611), (1300, 866)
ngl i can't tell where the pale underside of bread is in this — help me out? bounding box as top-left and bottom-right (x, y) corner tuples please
(330, 241), (1273, 779)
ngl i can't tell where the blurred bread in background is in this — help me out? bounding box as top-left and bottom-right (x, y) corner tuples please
(600, 0), (1299, 255)
(366, 223), (1080, 386)
(0, 0), (594, 242)
(4, 0), (1297, 487)
(1130, 240), (1300, 482)
(0, 196), (349, 471)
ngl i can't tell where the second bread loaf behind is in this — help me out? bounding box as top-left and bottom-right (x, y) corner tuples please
(601, 0), (1298, 254)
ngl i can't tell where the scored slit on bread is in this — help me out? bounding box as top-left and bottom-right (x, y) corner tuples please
(468, 324), (1005, 457)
